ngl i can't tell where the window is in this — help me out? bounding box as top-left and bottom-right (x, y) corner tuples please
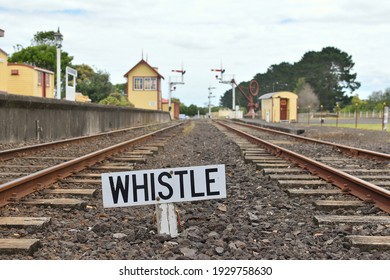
(38, 72), (43, 85)
(38, 72), (50, 87)
(144, 77), (157, 90)
(46, 74), (50, 87)
(134, 77), (143, 90)
(134, 77), (157, 90)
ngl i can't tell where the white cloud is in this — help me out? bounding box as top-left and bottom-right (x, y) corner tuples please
(1, 0), (389, 107)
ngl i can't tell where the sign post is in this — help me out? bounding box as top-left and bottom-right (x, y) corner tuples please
(101, 164), (226, 237)
(155, 201), (178, 237)
(65, 66), (77, 101)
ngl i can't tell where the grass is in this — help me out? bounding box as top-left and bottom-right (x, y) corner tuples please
(312, 123), (387, 131)
(183, 121), (195, 134)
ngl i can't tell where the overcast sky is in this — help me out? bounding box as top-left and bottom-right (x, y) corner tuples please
(1, 0), (389, 107)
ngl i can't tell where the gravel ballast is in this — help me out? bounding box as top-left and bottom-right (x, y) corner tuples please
(1, 119), (389, 260)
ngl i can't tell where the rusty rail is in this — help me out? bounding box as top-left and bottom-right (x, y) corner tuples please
(217, 121), (390, 213)
(0, 121), (172, 161)
(0, 123), (182, 207)
(230, 120), (390, 161)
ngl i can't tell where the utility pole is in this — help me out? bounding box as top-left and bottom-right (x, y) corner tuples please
(211, 66), (236, 116)
(208, 86), (216, 118)
(168, 66), (186, 118)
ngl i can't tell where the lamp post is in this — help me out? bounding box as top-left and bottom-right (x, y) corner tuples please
(336, 103), (340, 127)
(308, 105), (310, 125)
(320, 105), (323, 126)
(54, 28), (63, 99)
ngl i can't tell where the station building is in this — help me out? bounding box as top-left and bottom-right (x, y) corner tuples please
(7, 63), (55, 98)
(0, 48), (8, 93)
(123, 59), (164, 111)
(0, 48), (55, 98)
(259, 91), (298, 123)
(162, 98), (180, 120)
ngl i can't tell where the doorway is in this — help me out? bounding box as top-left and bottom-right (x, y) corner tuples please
(280, 98), (288, 121)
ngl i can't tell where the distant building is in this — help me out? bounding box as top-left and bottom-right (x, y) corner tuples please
(7, 63), (54, 98)
(259, 91), (298, 123)
(0, 48), (8, 93)
(123, 59), (164, 110)
(0, 48), (55, 98)
(162, 98), (180, 119)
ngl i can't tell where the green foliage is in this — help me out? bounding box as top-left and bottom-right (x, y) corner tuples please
(8, 44), (73, 73)
(32, 31), (58, 46)
(220, 46), (360, 112)
(113, 83), (127, 96)
(75, 65), (114, 103)
(340, 89), (390, 113)
(8, 30), (73, 98)
(180, 103), (207, 116)
(99, 92), (134, 107)
(295, 47), (360, 109)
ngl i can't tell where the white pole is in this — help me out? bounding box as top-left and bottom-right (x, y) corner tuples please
(232, 81), (235, 111)
(232, 81), (236, 118)
(208, 96), (211, 118)
(168, 76), (172, 111)
(56, 47), (61, 99)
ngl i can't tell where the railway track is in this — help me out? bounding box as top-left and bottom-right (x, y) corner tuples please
(213, 120), (390, 251)
(1, 119), (389, 259)
(0, 121), (183, 255)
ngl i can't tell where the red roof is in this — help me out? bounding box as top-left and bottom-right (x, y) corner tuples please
(123, 59), (164, 79)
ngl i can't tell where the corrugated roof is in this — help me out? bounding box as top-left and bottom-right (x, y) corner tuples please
(258, 91), (298, 100)
(7, 63), (54, 74)
(258, 92), (276, 99)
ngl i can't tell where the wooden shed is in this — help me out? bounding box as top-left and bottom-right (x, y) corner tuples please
(6, 63), (55, 98)
(259, 91), (298, 123)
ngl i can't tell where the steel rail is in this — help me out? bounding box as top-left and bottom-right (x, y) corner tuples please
(229, 120), (390, 161)
(0, 121), (172, 161)
(0, 123), (182, 207)
(217, 121), (390, 213)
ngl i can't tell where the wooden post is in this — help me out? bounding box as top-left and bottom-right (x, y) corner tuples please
(155, 201), (178, 238)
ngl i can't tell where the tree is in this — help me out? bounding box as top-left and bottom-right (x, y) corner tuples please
(219, 46), (360, 112)
(8, 44), (73, 73)
(366, 88), (390, 111)
(8, 30), (74, 98)
(32, 31), (58, 46)
(179, 103), (207, 117)
(99, 92), (134, 107)
(75, 65), (114, 103)
(113, 83), (127, 96)
(295, 47), (360, 109)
